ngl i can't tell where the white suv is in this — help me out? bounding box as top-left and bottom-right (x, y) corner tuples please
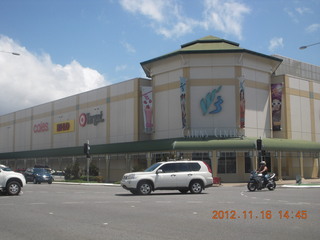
(0, 165), (26, 195)
(121, 160), (213, 195)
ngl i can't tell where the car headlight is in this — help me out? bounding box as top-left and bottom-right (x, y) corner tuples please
(126, 174), (136, 180)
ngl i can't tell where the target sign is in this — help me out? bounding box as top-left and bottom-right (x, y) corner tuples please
(79, 113), (87, 127)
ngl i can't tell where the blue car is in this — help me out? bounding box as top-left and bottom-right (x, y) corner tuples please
(24, 168), (54, 184)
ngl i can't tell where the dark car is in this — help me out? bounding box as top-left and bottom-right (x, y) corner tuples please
(24, 168), (54, 184)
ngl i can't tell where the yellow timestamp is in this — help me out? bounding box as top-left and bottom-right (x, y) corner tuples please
(212, 210), (308, 220)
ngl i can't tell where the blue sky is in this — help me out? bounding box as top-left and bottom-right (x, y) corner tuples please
(0, 0), (319, 115)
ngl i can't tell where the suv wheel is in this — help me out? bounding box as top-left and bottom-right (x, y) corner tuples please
(189, 180), (203, 194)
(137, 181), (152, 195)
(7, 181), (21, 196)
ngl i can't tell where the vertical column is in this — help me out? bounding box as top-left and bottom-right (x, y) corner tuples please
(125, 154), (132, 172)
(276, 152), (282, 181)
(146, 152), (152, 168)
(211, 151), (217, 177)
(105, 154), (110, 182)
(311, 155), (319, 179)
(299, 152), (304, 179)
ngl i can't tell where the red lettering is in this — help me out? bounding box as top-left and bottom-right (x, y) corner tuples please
(33, 122), (49, 133)
(57, 122), (70, 132)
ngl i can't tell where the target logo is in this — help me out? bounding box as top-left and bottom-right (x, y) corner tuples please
(79, 113), (87, 127)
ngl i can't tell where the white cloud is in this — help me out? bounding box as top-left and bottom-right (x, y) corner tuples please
(119, 0), (169, 22)
(0, 36), (109, 115)
(119, 0), (250, 40)
(121, 41), (136, 53)
(295, 7), (312, 15)
(268, 37), (284, 52)
(306, 23), (320, 33)
(202, 0), (251, 40)
(115, 64), (127, 72)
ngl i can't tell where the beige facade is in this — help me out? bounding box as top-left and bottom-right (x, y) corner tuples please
(1, 36), (319, 182)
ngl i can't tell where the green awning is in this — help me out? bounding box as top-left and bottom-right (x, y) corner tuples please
(1, 137), (319, 160)
(261, 138), (320, 152)
(173, 138), (256, 151)
(173, 138), (320, 152)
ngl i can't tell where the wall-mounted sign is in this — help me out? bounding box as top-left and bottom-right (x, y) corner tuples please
(53, 120), (75, 134)
(79, 111), (104, 127)
(271, 83), (283, 131)
(183, 127), (241, 139)
(33, 122), (49, 133)
(200, 86), (223, 115)
(141, 87), (153, 133)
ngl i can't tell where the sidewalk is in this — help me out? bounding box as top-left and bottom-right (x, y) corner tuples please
(218, 178), (320, 188)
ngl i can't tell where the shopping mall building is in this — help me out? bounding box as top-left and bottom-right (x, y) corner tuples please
(1, 36), (319, 182)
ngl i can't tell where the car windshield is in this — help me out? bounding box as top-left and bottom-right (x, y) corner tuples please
(34, 168), (50, 174)
(0, 165), (12, 171)
(144, 162), (162, 172)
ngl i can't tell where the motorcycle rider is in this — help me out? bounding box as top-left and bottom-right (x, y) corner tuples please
(257, 161), (268, 186)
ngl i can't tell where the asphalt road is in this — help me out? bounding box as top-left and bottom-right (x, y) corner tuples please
(1, 183), (319, 240)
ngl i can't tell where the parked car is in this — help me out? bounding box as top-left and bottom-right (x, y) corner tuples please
(51, 170), (65, 181)
(24, 168), (54, 184)
(121, 160), (213, 195)
(0, 164), (26, 195)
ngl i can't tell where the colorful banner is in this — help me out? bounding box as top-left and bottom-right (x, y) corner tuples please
(53, 120), (75, 134)
(141, 86), (153, 133)
(180, 77), (187, 129)
(239, 80), (245, 128)
(271, 83), (283, 131)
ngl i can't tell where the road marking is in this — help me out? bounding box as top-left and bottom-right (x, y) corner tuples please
(187, 201), (203, 204)
(62, 201), (84, 204)
(29, 202), (47, 205)
(156, 201), (171, 203)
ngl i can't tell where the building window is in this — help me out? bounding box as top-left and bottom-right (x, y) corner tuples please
(218, 152), (236, 173)
(245, 152), (252, 173)
(192, 152), (212, 169)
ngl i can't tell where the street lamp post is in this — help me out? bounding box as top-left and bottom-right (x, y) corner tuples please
(299, 42), (320, 50)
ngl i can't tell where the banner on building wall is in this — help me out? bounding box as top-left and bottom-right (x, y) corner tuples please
(180, 77), (187, 129)
(239, 80), (245, 128)
(53, 120), (75, 134)
(141, 86), (153, 133)
(271, 83), (283, 131)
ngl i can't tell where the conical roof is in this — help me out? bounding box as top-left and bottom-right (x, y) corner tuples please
(141, 35), (282, 77)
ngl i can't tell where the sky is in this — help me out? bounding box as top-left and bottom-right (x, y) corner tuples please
(0, 0), (319, 115)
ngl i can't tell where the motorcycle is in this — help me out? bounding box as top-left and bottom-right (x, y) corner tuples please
(247, 171), (276, 191)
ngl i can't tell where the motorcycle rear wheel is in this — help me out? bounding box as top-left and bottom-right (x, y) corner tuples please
(247, 182), (257, 191)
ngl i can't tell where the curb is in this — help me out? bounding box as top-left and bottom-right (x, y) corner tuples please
(281, 184), (320, 188)
(52, 181), (121, 187)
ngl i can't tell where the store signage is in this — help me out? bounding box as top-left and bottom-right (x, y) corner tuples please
(79, 111), (104, 127)
(53, 120), (75, 134)
(183, 127), (241, 139)
(200, 86), (223, 115)
(33, 122), (49, 133)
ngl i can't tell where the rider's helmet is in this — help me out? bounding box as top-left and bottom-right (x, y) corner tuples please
(260, 161), (266, 165)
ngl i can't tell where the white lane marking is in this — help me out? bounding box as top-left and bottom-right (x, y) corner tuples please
(62, 201), (84, 204)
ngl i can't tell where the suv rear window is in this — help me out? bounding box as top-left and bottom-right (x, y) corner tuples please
(189, 163), (201, 171)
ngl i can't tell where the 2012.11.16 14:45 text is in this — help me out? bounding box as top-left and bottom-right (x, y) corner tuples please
(212, 210), (308, 220)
